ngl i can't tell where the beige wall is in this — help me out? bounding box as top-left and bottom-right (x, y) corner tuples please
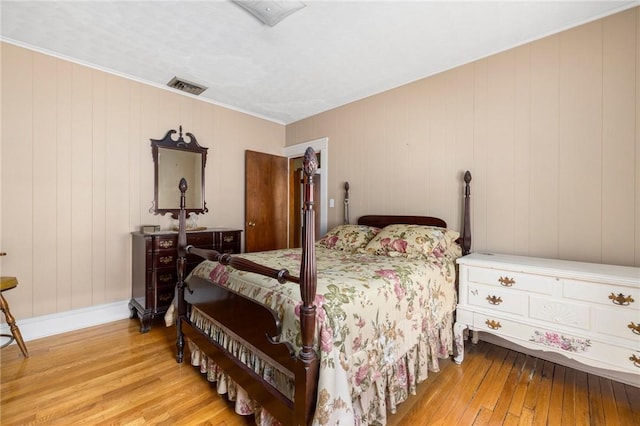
(287, 7), (640, 268)
(2, 7), (639, 323)
(1, 42), (285, 320)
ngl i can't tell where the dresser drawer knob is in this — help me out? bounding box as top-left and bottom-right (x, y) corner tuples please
(630, 354), (640, 368)
(498, 276), (515, 287)
(159, 274), (173, 283)
(485, 319), (502, 330)
(159, 240), (174, 249)
(628, 322), (640, 335)
(486, 295), (503, 305)
(159, 293), (172, 302)
(609, 292), (634, 306)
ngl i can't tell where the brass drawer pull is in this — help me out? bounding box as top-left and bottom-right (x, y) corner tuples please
(159, 240), (174, 249)
(223, 235), (235, 243)
(630, 354), (640, 368)
(159, 274), (173, 283)
(159, 256), (173, 264)
(628, 322), (640, 335)
(485, 319), (502, 330)
(486, 295), (503, 305)
(498, 276), (515, 287)
(609, 292), (634, 306)
(159, 293), (172, 302)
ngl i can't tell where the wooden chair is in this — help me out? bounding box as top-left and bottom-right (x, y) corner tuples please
(0, 253), (29, 357)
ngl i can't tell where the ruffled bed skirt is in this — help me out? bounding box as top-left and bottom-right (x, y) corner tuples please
(186, 307), (454, 425)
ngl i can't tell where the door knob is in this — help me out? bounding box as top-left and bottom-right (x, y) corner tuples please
(247, 221), (256, 227)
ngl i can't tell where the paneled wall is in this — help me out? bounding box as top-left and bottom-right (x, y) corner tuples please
(286, 7), (639, 267)
(2, 7), (638, 324)
(1, 42), (285, 319)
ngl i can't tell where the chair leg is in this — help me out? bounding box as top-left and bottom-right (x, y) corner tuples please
(0, 293), (29, 357)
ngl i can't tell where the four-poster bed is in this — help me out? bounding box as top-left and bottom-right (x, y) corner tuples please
(173, 147), (472, 425)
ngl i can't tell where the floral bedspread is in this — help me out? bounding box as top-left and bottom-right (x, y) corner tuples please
(186, 247), (457, 425)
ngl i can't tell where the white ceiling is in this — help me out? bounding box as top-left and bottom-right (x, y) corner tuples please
(1, 1), (637, 124)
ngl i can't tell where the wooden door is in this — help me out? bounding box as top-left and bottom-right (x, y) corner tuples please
(288, 163), (302, 248)
(288, 163), (321, 248)
(245, 150), (288, 252)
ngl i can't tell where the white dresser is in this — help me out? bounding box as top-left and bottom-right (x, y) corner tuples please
(454, 253), (640, 386)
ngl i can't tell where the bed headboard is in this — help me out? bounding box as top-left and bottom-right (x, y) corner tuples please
(354, 170), (472, 255)
(358, 215), (447, 229)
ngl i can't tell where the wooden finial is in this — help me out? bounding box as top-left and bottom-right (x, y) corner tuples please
(303, 147), (318, 176)
(344, 181), (350, 225)
(464, 171), (472, 197)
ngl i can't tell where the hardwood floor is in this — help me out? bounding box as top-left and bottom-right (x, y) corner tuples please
(1, 317), (638, 425)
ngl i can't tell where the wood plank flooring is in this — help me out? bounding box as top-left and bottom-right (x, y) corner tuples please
(1, 317), (638, 425)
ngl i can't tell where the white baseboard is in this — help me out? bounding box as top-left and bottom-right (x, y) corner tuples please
(1, 300), (131, 343)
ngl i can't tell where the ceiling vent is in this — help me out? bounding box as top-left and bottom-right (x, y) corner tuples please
(167, 77), (208, 96)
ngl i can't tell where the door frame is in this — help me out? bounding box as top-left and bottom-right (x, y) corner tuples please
(284, 137), (328, 236)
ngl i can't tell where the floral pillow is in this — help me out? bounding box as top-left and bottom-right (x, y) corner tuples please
(359, 224), (457, 260)
(316, 224), (381, 253)
(440, 229), (462, 260)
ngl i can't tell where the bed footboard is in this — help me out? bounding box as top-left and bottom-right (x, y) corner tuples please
(175, 148), (320, 425)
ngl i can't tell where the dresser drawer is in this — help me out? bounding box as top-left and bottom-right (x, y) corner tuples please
(529, 296), (591, 330)
(471, 313), (639, 374)
(187, 232), (214, 247)
(152, 262), (200, 286)
(472, 312), (595, 354)
(567, 338), (640, 374)
(564, 279), (639, 309)
(218, 244), (240, 254)
(154, 253), (177, 268)
(592, 306), (640, 341)
(154, 269), (177, 287)
(472, 312), (534, 342)
(467, 284), (528, 316)
(154, 283), (175, 308)
(153, 235), (178, 251)
(212, 229), (242, 254)
(214, 230), (240, 246)
(151, 232), (214, 252)
(466, 266), (554, 295)
(152, 252), (207, 269)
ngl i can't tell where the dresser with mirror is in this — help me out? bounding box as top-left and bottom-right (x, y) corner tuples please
(129, 127), (241, 332)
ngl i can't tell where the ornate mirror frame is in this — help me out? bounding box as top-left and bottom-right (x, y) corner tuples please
(150, 126), (208, 219)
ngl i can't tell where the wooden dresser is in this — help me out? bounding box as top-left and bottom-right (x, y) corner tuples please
(129, 228), (241, 332)
(454, 253), (640, 386)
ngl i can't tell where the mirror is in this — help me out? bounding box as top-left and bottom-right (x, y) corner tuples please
(150, 126), (208, 219)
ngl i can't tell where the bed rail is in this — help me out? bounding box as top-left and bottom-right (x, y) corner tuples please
(187, 246), (301, 284)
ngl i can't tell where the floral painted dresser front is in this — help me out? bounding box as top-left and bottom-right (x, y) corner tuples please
(454, 253), (639, 385)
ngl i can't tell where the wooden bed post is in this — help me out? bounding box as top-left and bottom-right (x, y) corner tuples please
(176, 178), (188, 363)
(295, 147), (320, 425)
(462, 171), (472, 256)
(343, 182), (350, 225)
